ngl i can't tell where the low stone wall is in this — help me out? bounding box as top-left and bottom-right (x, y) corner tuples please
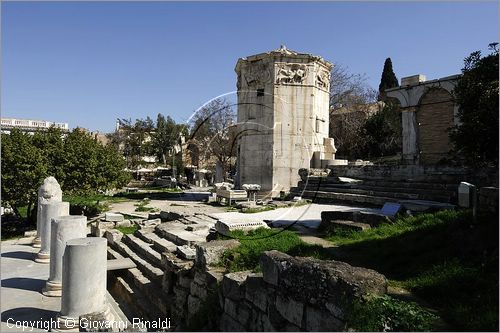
(328, 164), (498, 187)
(163, 243), (387, 331)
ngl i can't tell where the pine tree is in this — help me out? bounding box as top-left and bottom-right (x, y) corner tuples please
(378, 58), (399, 101)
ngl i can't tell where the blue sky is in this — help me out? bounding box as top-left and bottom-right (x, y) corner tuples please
(2, 1), (498, 132)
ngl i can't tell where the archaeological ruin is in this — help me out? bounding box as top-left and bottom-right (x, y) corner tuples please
(235, 46), (342, 196)
(1, 46), (498, 333)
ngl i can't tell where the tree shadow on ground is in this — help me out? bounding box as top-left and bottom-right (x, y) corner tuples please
(114, 191), (205, 201)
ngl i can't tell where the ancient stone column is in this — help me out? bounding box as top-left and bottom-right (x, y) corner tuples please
(43, 216), (87, 297)
(55, 237), (110, 331)
(35, 202), (70, 264)
(33, 177), (62, 248)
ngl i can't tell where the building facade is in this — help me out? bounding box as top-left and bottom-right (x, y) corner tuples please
(1, 118), (69, 134)
(386, 74), (461, 164)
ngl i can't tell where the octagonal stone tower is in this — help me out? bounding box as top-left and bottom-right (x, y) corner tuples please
(235, 46), (335, 195)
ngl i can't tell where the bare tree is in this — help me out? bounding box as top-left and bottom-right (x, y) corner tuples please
(188, 98), (237, 180)
(328, 63), (379, 159)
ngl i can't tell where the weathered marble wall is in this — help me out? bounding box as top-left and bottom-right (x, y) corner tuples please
(235, 46), (334, 195)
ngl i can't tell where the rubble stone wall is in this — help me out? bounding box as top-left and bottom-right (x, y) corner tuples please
(162, 242), (387, 331)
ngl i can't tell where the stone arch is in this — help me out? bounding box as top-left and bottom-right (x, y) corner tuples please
(416, 87), (455, 164)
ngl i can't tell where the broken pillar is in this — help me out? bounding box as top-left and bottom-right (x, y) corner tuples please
(35, 201), (70, 264)
(43, 215), (87, 297)
(55, 237), (110, 331)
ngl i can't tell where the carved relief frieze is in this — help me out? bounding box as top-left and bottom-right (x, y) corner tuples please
(275, 63), (308, 85)
(316, 68), (331, 91)
(244, 63), (272, 88)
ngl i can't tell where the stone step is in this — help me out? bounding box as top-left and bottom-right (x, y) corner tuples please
(303, 177), (459, 189)
(123, 233), (162, 267)
(107, 258), (136, 271)
(300, 181), (456, 196)
(185, 214), (218, 227)
(356, 184), (455, 197)
(155, 223), (208, 246)
(109, 272), (166, 322)
(135, 228), (177, 254)
(107, 247), (170, 319)
(195, 213), (219, 222)
(296, 185), (452, 202)
(107, 247), (124, 260)
(360, 180), (458, 191)
(293, 190), (391, 207)
(110, 238), (164, 284)
(325, 220), (371, 232)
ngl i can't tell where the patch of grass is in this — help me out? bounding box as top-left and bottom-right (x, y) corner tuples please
(114, 190), (182, 200)
(63, 194), (112, 217)
(392, 258), (498, 332)
(134, 198), (158, 212)
(324, 209), (499, 331)
(240, 206), (276, 214)
(215, 199), (311, 214)
(218, 227), (328, 272)
(64, 194), (128, 204)
(141, 187), (183, 193)
(347, 294), (439, 332)
(115, 224), (139, 235)
(325, 210), (468, 246)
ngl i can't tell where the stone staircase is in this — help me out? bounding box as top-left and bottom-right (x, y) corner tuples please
(105, 213), (219, 324)
(290, 176), (459, 207)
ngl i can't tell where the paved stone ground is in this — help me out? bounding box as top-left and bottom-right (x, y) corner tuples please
(109, 191), (226, 218)
(1, 238), (129, 332)
(212, 203), (379, 229)
(1, 237), (59, 332)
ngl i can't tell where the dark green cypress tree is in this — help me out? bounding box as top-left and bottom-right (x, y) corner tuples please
(378, 58), (399, 101)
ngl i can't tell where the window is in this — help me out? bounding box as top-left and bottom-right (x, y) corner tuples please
(257, 89), (265, 97)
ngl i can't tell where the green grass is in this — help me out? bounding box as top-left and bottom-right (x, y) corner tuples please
(140, 187), (183, 193)
(114, 189), (182, 200)
(346, 294), (439, 332)
(63, 193), (130, 217)
(240, 206), (276, 214)
(63, 194), (128, 204)
(213, 199), (311, 214)
(134, 198), (158, 212)
(325, 210), (499, 331)
(218, 227), (328, 272)
(115, 224), (139, 234)
(218, 227), (440, 331)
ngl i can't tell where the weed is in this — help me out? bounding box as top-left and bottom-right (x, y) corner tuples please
(115, 224), (139, 235)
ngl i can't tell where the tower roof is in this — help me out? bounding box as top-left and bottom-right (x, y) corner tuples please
(235, 45), (333, 72)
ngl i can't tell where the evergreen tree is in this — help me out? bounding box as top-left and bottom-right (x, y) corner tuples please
(450, 48), (499, 167)
(378, 58), (399, 101)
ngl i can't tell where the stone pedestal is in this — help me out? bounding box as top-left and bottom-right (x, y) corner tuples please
(55, 237), (110, 331)
(35, 202), (70, 264)
(43, 216), (87, 297)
